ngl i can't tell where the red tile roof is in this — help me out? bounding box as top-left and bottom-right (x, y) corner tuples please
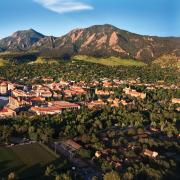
(65, 139), (82, 150)
(0, 108), (9, 113)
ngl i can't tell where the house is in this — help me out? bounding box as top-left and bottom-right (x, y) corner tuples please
(8, 82), (15, 91)
(172, 98), (180, 104)
(0, 107), (16, 119)
(108, 98), (129, 107)
(95, 89), (114, 96)
(30, 97), (45, 105)
(123, 87), (146, 99)
(40, 91), (53, 98)
(144, 149), (158, 158)
(89, 81), (99, 87)
(70, 86), (87, 95)
(107, 98), (120, 107)
(53, 92), (62, 98)
(103, 81), (113, 88)
(59, 79), (69, 86)
(107, 98), (114, 103)
(33, 85), (53, 98)
(30, 106), (62, 115)
(111, 98), (121, 107)
(128, 79), (138, 84)
(95, 151), (102, 158)
(176, 107), (180, 112)
(55, 139), (83, 160)
(31, 101), (80, 115)
(147, 86), (155, 90)
(42, 77), (54, 82)
(11, 89), (23, 97)
(120, 99), (128, 106)
(64, 89), (73, 97)
(47, 83), (61, 91)
(87, 99), (106, 109)
(8, 96), (31, 110)
(62, 139), (82, 151)
(9, 96), (22, 109)
(0, 81), (8, 95)
(64, 86), (87, 97)
(156, 80), (165, 84)
(48, 101), (80, 110)
(12, 89), (36, 98)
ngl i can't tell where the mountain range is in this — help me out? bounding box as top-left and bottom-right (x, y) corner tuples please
(0, 24), (179, 62)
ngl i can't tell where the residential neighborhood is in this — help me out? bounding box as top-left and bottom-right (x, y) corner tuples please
(1, 76), (179, 119)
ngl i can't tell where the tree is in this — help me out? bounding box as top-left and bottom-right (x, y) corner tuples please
(8, 172), (17, 180)
(45, 164), (55, 176)
(104, 171), (120, 180)
(127, 128), (136, 136)
(91, 176), (98, 180)
(77, 148), (91, 159)
(55, 173), (72, 180)
(123, 172), (134, 180)
(2, 126), (12, 143)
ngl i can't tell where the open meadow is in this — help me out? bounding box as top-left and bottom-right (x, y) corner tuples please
(73, 55), (146, 67)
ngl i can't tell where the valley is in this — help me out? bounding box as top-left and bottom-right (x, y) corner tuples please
(1, 0), (179, 179)
(0, 24), (179, 180)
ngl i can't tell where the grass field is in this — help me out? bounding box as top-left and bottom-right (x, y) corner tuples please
(73, 55), (146, 66)
(28, 57), (59, 65)
(0, 143), (59, 179)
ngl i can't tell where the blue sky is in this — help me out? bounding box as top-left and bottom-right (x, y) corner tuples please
(0, 0), (179, 38)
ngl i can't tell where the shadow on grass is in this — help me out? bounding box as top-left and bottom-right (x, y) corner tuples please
(0, 153), (71, 179)
(17, 158), (66, 180)
(0, 160), (25, 178)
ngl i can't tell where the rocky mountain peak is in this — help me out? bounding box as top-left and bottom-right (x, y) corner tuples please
(0, 24), (179, 62)
(0, 29), (45, 51)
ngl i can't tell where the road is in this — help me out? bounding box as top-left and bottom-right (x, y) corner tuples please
(48, 140), (102, 180)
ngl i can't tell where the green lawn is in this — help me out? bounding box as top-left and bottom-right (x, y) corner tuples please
(73, 55), (146, 66)
(0, 143), (59, 179)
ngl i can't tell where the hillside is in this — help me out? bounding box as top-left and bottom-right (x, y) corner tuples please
(0, 29), (44, 51)
(0, 24), (179, 62)
(50, 25), (180, 62)
(73, 55), (146, 66)
(153, 54), (180, 69)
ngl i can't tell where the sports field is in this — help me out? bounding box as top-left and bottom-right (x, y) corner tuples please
(0, 143), (59, 179)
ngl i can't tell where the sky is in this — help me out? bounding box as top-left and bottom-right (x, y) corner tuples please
(0, 0), (179, 38)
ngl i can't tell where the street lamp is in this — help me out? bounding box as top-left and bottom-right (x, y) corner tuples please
(72, 166), (76, 180)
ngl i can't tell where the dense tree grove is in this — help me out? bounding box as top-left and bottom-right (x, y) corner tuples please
(0, 60), (179, 84)
(0, 88), (179, 179)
